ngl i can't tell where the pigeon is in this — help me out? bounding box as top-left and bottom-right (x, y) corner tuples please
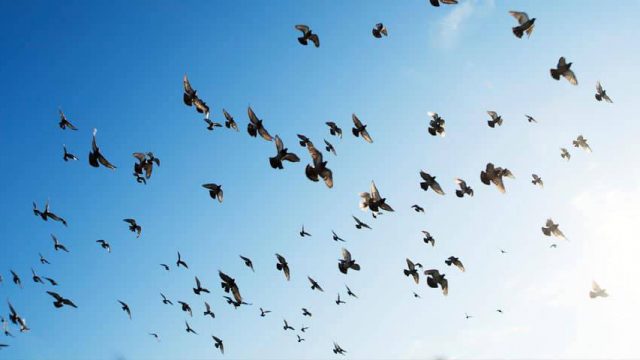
(63, 145), (78, 161)
(302, 308), (312, 317)
(123, 219), (142, 238)
(39, 253), (50, 265)
(333, 342), (347, 355)
(300, 225), (311, 237)
(497, 309), (504, 313)
(160, 293), (173, 305)
(326, 122), (342, 138)
(550, 244), (558, 248)
(424, 269), (448, 296)
(419, 171), (445, 195)
(590, 281), (608, 299)
(301, 326), (309, 333)
(33, 200), (68, 226)
(338, 248), (361, 274)
(332, 230), (346, 242)
(372, 23), (388, 38)
(203, 302), (215, 318)
(445, 256), (465, 272)
(335, 293), (346, 305)
(465, 313), (473, 319)
(222, 109), (239, 131)
(44, 277), (58, 286)
(411, 204), (425, 213)
(51, 234), (69, 252)
(541, 219), (566, 240)
(0, 344), (8, 349)
(58, 109), (78, 130)
(276, 254), (291, 281)
(295, 25), (320, 47)
(351, 114), (373, 143)
(204, 118), (222, 131)
(559, 148), (571, 161)
(352, 216), (371, 230)
(160, 264), (170, 271)
(324, 139), (337, 156)
(500, 249), (507, 254)
(531, 174), (544, 188)
(509, 11), (535, 38)
(260, 308), (271, 317)
(178, 301), (193, 317)
(305, 141), (333, 188)
(297, 134), (312, 147)
(149, 333), (160, 341)
(269, 135), (300, 169)
(193, 276), (210, 295)
(88, 128), (116, 169)
(525, 115), (537, 123)
(212, 336), (224, 354)
(297, 335), (306, 342)
(345, 285), (358, 298)
(46, 291), (77, 309)
(240, 255), (254, 272)
(202, 183), (224, 203)
(118, 300), (131, 319)
(308, 276), (324, 292)
(176, 251), (189, 269)
(573, 135), (592, 152)
(223, 296), (251, 309)
(359, 181), (394, 216)
(132, 152), (160, 180)
(10, 270), (21, 288)
(183, 74), (209, 118)
(8, 302), (29, 332)
(480, 163), (514, 193)
(283, 319), (295, 331)
(550, 57), (578, 85)
(404, 259), (420, 284)
(247, 106), (273, 141)
(486, 111), (503, 128)
(454, 178), (474, 198)
(595, 81), (613, 103)
(219, 271), (243, 303)
(31, 268), (44, 284)
(96, 239), (111, 253)
(185, 321), (197, 335)
(427, 112), (446, 137)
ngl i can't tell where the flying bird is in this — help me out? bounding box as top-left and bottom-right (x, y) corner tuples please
(445, 256), (465, 272)
(247, 106), (273, 141)
(33, 200), (67, 226)
(63, 145), (77, 161)
(39, 253), (50, 265)
(212, 336), (224, 354)
(404, 259), (420, 284)
(276, 254), (291, 281)
(88, 128), (116, 169)
(219, 271), (243, 303)
(326, 122), (342, 138)
(305, 141), (333, 188)
(118, 300), (131, 319)
(509, 11), (536, 38)
(338, 248), (361, 274)
(222, 109), (239, 131)
(345, 285), (358, 298)
(359, 181), (394, 217)
(260, 308), (271, 317)
(46, 291), (77, 309)
(297, 134), (312, 147)
(295, 25), (320, 47)
(300, 225), (311, 237)
(351, 114), (373, 143)
(332, 231), (346, 242)
(465, 313), (473, 319)
(352, 216), (371, 230)
(183, 74), (209, 118)
(176, 251), (189, 269)
(531, 174), (544, 188)
(203, 302), (215, 318)
(480, 163), (514, 193)
(185, 321), (197, 335)
(193, 276), (210, 295)
(411, 204), (425, 213)
(302, 308), (312, 317)
(424, 269), (448, 296)
(324, 139), (337, 156)
(203, 118), (222, 131)
(44, 277), (58, 286)
(149, 333), (160, 341)
(590, 281), (608, 299)
(51, 234), (69, 252)
(269, 135), (300, 169)
(541, 219), (567, 240)
(283, 319), (295, 331)
(297, 334), (306, 343)
(178, 301), (193, 317)
(160, 293), (173, 305)
(160, 264), (170, 271)
(335, 293), (346, 305)
(10, 270), (22, 288)
(419, 171), (445, 195)
(96, 239), (111, 253)
(333, 342), (347, 355)
(58, 109), (78, 130)
(560, 148), (571, 160)
(30, 269), (43, 285)
(123, 218), (142, 238)
(595, 81), (613, 103)
(550, 57), (578, 85)
(454, 178), (474, 198)
(202, 183), (224, 203)
(372, 23), (388, 38)
(308, 276), (324, 292)
(427, 112), (446, 137)
(8, 302), (29, 332)
(525, 115), (537, 123)
(486, 111), (503, 128)
(573, 135), (592, 152)
(239, 255), (254, 272)
(132, 152), (160, 181)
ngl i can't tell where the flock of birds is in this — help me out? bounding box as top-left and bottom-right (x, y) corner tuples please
(1, 2), (613, 356)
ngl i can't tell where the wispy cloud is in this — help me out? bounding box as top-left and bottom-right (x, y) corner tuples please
(435, 0), (495, 48)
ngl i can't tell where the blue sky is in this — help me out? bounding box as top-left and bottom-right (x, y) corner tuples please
(1, 0), (640, 359)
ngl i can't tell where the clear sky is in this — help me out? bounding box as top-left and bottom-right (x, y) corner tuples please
(1, 0), (639, 359)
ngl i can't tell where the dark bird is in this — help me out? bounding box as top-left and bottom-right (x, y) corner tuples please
(335, 293), (346, 305)
(560, 148), (571, 160)
(160, 293), (173, 305)
(185, 321), (197, 335)
(351, 114), (373, 143)
(160, 264), (170, 271)
(372, 23), (388, 38)
(149, 333), (160, 341)
(424, 269), (448, 296)
(10, 270), (22, 288)
(486, 111), (503, 128)
(445, 256), (465, 272)
(63, 145), (77, 161)
(8, 302), (29, 332)
(222, 109), (239, 131)
(346, 285), (358, 298)
(411, 204), (425, 213)
(58, 109), (78, 130)
(132, 152), (160, 180)
(260, 308), (271, 317)
(123, 219), (142, 238)
(541, 219), (567, 240)
(550, 244), (558, 248)
(96, 239), (111, 253)
(308, 276), (324, 292)
(51, 234), (69, 252)
(590, 281), (608, 299)
(500, 249), (507, 254)
(301, 326), (309, 333)
(429, 0), (458, 6)
(423, 231), (435, 247)
(326, 121), (342, 138)
(46, 291), (77, 309)
(550, 57), (578, 85)
(44, 277), (58, 286)
(31, 268), (44, 284)
(324, 139), (337, 156)
(300, 225), (311, 237)
(219, 270), (243, 303)
(204, 118), (222, 131)
(118, 300), (131, 319)
(413, 292), (421, 299)
(404, 259), (420, 284)
(2, 316), (13, 337)
(295, 24), (320, 47)
(419, 171), (445, 195)
(223, 296), (251, 309)
(133, 173), (146, 184)
(39, 253), (50, 265)
(202, 183), (224, 203)
(526, 115), (537, 123)
(352, 215), (371, 230)
(176, 251), (189, 269)
(297, 335), (306, 343)
(33, 200), (68, 226)
(203, 302), (215, 318)
(275, 254), (291, 281)
(297, 134), (312, 147)
(183, 74), (210, 118)
(359, 181), (394, 217)
(247, 106), (273, 141)
(193, 276), (210, 295)
(212, 336), (224, 354)
(595, 81), (613, 103)
(88, 128), (116, 169)
(509, 11), (535, 38)
(338, 248), (361, 274)
(269, 135), (300, 169)
(302, 308), (312, 317)
(427, 112), (446, 137)
(239, 255), (254, 272)
(455, 178), (474, 198)
(178, 301), (193, 317)
(332, 230), (345, 242)
(283, 319), (295, 331)
(497, 309), (504, 313)
(333, 342), (347, 355)
(305, 141), (333, 188)
(480, 163), (514, 193)
(573, 135), (592, 153)
(465, 313), (473, 319)
(531, 174), (544, 188)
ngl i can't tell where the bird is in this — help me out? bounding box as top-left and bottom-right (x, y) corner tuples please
(283, 319), (295, 331)
(509, 11), (535, 38)
(96, 239), (111, 253)
(411, 204), (425, 213)
(62, 145), (77, 161)
(550, 244), (558, 248)
(480, 163), (514, 193)
(275, 253), (291, 281)
(297, 134), (312, 147)
(51, 234), (69, 252)
(193, 276), (210, 295)
(123, 219), (142, 238)
(33, 200), (68, 226)
(419, 171), (445, 195)
(295, 24), (320, 47)
(149, 333), (160, 341)
(132, 152), (160, 180)
(176, 251), (189, 269)
(239, 255), (254, 272)
(302, 308), (312, 317)
(332, 230), (346, 242)
(324, 139), (337, 156)
(8, 302), (29, 332)
(465, 313), (473, 319)
(203, 118), (222, 131)
(202, 183), (224, 203)
(44, 277), (58, 286)
(39, 253), (50, 265)
(178, 301), (193, 317)
(269, 135), (300, 169)
(160, 264), (170, 271)
(222, 109), (239, 131)
(573, 135), (592, 152)
(31, 268), (44, 284)
(427, 112), (446, 137)
(352, 216), (371, 230)
(424, 269), (448, 296)
(247, 106), (273, 141)
(531, 174), (544, 188)
(345, 285), (358, 298)
(212, 336), (224, 354)
(183, 74), (209, 118)
(335, 293), (346, 305)
(305, 140), (333, 188)
(297, 335), (306, 342)
(550, 57), (578, 85)
(333, 342), (347, 355)
(525, 115), (537, 123)
(2, 316), (13, 337)
(203, 302), (215, 318)
(46, 291), (77, 309)
(372, 23), (388, 38)
(351, 114), (373, 143)
(160, 293), (173, 305)
(219, 270), (243, 303)
(308, 276), (324, 292)
(560, 148), (571, 160)
(595, 81), (613, 103)
(500, 249), (507, 254)
(496, 309), (504, 313)
(590, 281), (608, 299)
(10, 270), (21, 288)
(133, 172), (146, 184)
(445, 256), (465, 272)
(300, 225), (312, 237)
(88, 128), (116, 169)
(223, 296), (251, 309)
(486, 111), (503, 128)
(541, 219), (567, 240)
(118, 300), (131, 319)
(454, 178), (474, 198)
(422, 231), (435, 247)
(0, 344), (8, 349)
(58, 109), (78, 130)
(359, 181), (394, 217)
(404, 259), (420, 284)
(185, 321), (197, 335)
(338, 248), (361, 274)
(326, 121), (342, 138)
(260, 308), (271, 317)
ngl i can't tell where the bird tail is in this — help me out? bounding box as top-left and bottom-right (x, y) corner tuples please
(550, 69), (560, 80)
(455, 190), (463, 198)
(276, 263), (283, 270)
(403, 269), (410, 276)
(512, 26), (524, 38)
(420, 182), (429, 191)
(445, 260), (452, 266)
(428, 127), (437, 136)
(488, 120), (495, 128)
(595, 94), (602, 101)
(541, 227), (551, 236)
(351, 127), (360, 137)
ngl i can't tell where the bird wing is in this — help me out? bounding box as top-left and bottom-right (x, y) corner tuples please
(183, 74), (194, 95)
(341, 248), (352, 262)
(247, 106), (259, 125)
(352, 113), (363, 128)
(509, 11), (529, 25)
(274, 135), (284, 153)
(563, 70), (578, 85)
(360, 128), (373, 143)
(295, 24), (310, 34)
